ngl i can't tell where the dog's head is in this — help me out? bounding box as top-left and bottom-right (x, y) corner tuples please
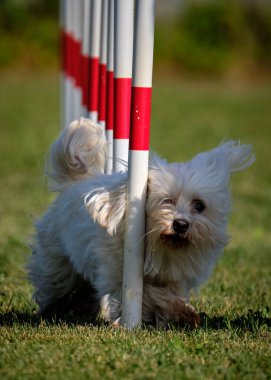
(147, 142), (252, 249)
(86, 141), (254, 280)
(144, 141), (254, 280)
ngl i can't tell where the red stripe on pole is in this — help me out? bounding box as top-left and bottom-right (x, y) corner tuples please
(129, 87), (152, 151)
(88, 57), (100, 112)
(74, 39), (82, 88)
(71, 35), (76, 81)
(114, 78), (132, 139)
(106, 71), (114, 131)
(98, 63), (107, 121)
(82, 54), (89, 107)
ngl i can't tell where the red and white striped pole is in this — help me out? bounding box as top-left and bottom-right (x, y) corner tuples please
(113, 0), (134, 172)
(88, 0), (102, 123)
(98, 0), (108, 131)
(73, 0), (83, 120)
(60, 0), (66, 129)
(81, 0), (91, 117)
(105, 0), (114, 174)
(69, 0), (78, 121)
(63, 0), (74, 127)
(122, 0), (156, 328)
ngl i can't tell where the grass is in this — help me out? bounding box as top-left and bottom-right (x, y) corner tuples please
(0, 71), (270, 380)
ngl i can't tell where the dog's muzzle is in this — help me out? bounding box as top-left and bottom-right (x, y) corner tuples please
(172, 219), (190, 234)
(160, 219), (190, 248)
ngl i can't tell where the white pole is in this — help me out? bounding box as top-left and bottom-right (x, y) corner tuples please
(70, 0), (78, 122)
(88, 0), (102, 123)
(105, 0), (114, 174)
(73, 0), (83, 120)
(122, 0), (156, 329)
(60, 0), (66, 129)
(81, 0), (92, 118)
(64, 0), (74, 127)
(98, 0), (108, 131)
(113, 0), (134, 172)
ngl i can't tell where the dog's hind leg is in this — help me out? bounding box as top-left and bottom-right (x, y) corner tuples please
(28, 243), (79, 315)
(40, 274), (100, 321)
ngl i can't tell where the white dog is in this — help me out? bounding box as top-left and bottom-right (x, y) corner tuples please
(28, 118), (254, 327)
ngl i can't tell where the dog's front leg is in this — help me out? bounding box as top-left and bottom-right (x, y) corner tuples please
(100, 291), (122, 325)
(143, 284), (200, 328)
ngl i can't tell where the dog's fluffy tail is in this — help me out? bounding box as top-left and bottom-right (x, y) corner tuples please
(46, 118), (107, 191)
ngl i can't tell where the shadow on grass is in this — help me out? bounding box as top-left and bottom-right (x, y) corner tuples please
(199, 309), (271, 331)
(0, 309), (270, 332)
(0, 310), (102, 327)
(0, 311), (40, 327)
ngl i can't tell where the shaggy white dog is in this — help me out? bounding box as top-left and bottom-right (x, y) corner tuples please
(28, 118), (254, 327)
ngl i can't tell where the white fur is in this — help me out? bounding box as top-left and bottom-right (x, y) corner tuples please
(28, 120), (254, 327)
(46, 117), (106, 192)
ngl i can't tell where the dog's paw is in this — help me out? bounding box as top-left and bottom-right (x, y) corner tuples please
(111, 317), (122, 328)
(173, 299), (200, 329)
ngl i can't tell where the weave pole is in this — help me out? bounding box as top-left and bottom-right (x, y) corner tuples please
(60, 0), (66, 129)
(113, 0), (134, 172)
(60, 1), (156, 327)
(62, 0), (74, 127)
(72, 0), (83, 120)
(81, 0), (91, 117)
(105, 0), (114, 174)
(69, 0), (79, 121)
(98, 0), (108, 130)
(122, 0), (156, 328)
(88, 0), (102, 123)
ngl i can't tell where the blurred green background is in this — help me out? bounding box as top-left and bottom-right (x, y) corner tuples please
(0, 0), (271, 77)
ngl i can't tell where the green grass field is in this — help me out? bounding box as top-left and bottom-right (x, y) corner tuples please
(0, 72), (270, 379)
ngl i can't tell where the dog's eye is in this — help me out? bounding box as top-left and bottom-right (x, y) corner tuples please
(161, 198), (174, 206)
(192, 199), (205, 213)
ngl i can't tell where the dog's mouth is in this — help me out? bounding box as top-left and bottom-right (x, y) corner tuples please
(160, 231), (190, 249)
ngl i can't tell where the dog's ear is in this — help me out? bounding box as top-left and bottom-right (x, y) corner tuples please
(85, 182), (127, 235)
(212, 140), (255, 174)
(192, 140), (255, 179)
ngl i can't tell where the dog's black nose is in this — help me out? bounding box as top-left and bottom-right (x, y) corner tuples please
(173, 219), (190, 234)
